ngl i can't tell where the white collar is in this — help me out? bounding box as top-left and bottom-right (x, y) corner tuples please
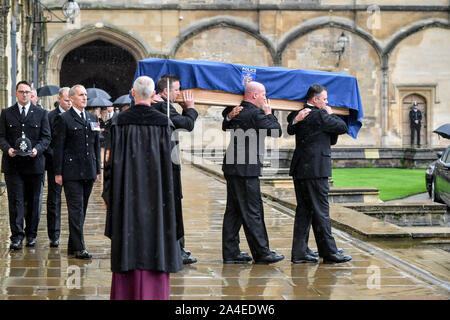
(17, 102), (31, 112)
(72, 107), (85, 118)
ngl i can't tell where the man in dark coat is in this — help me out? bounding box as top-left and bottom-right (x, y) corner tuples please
(287, 84), (352, 264)
(0, 80), (51, 250)
(221, 81), (284, 265)
(53, 84), (101, 259)
(409, 101), (422, 147)
(104, 76), (182, 300)
(44, 87), (72, 248)
(152, 74), (198, 265)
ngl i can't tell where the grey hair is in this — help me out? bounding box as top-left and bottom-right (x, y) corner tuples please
(133, 76), (155, 100)
(59, 87), (70, 97)
(69, 84), (85, 97)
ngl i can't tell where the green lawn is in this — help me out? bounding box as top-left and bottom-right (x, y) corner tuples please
(332, 168), (427, 201)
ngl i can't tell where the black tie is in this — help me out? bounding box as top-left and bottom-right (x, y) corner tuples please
(20, 106), (26, 122)
(81, 112), (85, 121)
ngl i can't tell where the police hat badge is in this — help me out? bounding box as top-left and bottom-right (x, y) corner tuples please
(13, 132), (33, 156)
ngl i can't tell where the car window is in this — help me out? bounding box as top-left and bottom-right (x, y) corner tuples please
(442, 147), (450, 163)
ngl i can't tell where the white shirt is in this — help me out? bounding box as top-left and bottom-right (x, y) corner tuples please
(17, 102), (31, 117)
(71, 107), (86, 120)
(58, 106), (67, 114)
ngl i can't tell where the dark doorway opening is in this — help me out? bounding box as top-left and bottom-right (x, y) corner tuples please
(60, 40), (137, 101)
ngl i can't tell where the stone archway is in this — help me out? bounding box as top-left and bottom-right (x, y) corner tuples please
(60, 40), (137, 101)
(45, 23), (149, 89)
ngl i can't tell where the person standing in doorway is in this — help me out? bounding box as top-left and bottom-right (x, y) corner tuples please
(409, 101), (422, 147)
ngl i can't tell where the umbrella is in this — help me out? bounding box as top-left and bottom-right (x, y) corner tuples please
(433, 123), (450, 139)
(86, 88), (111, 100)
(113, 94), (131, 105)
(37, 85), (60, 97)
(87, 97), (113, 107)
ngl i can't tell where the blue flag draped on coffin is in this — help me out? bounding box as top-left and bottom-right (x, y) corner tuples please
(133, 58), (364, 138)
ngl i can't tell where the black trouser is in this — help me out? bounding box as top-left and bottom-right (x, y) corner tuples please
(63, 179), (94, 252)
(5, 172), (43, 242)
(410, 124), (421, 146)
(222, 174), (271, 260)
(291, 178), (338, 259)
(46, 167), (62, 241)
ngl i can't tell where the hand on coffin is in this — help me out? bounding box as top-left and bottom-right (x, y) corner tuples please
(228, 105), (243, 119)
(151, 94), (164, 104)
(294, 107), (311, 122)
(179, 90), (194, 110)
(263, 98), (272, 115)
(324, 105), (333, 114)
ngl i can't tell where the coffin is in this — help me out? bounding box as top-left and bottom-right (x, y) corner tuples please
(133, 58), (364, 138)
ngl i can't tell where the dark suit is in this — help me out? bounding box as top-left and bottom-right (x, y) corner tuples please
(0, 103), (51, 242)
(409, 108), (422, 146)
(287, 105), (347, 259)
(44, 107), (64, 242)
(53, 107), (101, 253)
(221, 101), (281, 260)
(153, 99), (198, 243)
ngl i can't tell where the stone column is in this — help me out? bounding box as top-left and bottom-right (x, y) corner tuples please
(0, 0), (10, 109)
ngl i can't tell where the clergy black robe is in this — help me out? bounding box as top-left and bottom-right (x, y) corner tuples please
(104, 104), (183, 274)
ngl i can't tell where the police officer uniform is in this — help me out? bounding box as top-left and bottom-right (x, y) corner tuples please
(53, 107), (101, 257)
(0, 102), (50, 248)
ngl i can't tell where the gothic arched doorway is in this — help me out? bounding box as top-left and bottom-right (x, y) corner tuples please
(402, 93), (427, 147)
(60, 40), (137, 101)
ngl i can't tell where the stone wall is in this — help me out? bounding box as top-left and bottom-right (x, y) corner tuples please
(2, 1), (448, 148)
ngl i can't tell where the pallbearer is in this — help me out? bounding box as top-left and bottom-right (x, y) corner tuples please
(221, 81), (284, 265)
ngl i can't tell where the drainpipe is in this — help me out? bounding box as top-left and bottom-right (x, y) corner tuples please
(11, 15), (16, 105)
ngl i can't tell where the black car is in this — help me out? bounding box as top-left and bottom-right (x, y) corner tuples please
(426, 151), (442, 197)
(431, 145), (450, 206)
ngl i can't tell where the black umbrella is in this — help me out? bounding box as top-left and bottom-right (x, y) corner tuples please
(433, 123), (450, 139)
(37, 85), (60, 97)
(113, 94), (132, 105)
(87, 97), (113, 107)
(86, 88), (111, 100)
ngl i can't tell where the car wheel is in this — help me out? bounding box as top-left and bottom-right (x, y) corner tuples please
(431, 177), (442, 203)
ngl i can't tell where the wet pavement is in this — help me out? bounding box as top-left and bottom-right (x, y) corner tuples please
(0, 164), (449, 300)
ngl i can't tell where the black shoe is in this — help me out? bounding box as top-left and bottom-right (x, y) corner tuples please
(319, 248), (344, 258)
(50, 239), (59, 248)
(306, 248), (319, 257)
(183, 255), (197, 265)
(26, 238), (36, 247)
(254, 252), (284, 265)
(182, 248), (192, 256)
(224, 252), (253, 264)
(323, 253), (352, 264)
(292, 254), (319, 264)
(74, 250), (92, 260)
(9, 240), (23, 251)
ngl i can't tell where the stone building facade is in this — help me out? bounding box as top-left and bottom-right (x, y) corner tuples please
(1, 0), (449, 148)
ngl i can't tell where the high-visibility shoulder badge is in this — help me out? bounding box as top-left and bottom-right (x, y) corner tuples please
(90, 121), (101, 131)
